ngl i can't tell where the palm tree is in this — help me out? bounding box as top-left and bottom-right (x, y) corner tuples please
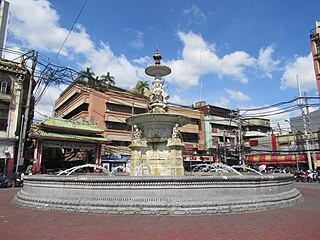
(77, 67), (95, 85)
(134, 80), (149, 97)
(77, 69), (115, 92)
(100, 72), (115, 86)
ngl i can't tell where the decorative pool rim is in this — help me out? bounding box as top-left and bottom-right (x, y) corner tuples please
(13, 174), (303, 216)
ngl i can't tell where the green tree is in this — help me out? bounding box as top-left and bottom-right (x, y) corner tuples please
(77, 67), (95, 85)
(76, 68), (116, 92)
(134, 80), (149, 97)
(100, 72), (115, 87)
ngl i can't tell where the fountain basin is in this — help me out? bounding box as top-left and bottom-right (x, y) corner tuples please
(126, 113), (190, 140)
(13, 174), (303, 215)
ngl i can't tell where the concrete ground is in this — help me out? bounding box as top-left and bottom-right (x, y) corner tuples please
(0, 182), (319, 240)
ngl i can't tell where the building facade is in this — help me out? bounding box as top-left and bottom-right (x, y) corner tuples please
(54, 83), (205, 167)
(0, 59), (33, 175)
(199, 104), (238, 164)
(310, 21), (320, 97)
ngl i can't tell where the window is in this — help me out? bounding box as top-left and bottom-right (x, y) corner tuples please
(190, 118), (199, 125)
(0, 74), (11, 94)
(106, 102), (147, 114)
(110, 141), (130, 146)
(134, 107), (147, 114)
(63, 103), (89, 119)
(1, 81), (8, 93)
(180, 132), (198, 143)
(0, 102), (9, 131)
(106, 121), (131, 131)
(106, 103), (132, 113)
(316, 39), (320, 54)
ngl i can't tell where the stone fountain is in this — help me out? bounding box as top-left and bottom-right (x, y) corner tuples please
(13, 50), (303, 216)
(126, 49), (189, 176)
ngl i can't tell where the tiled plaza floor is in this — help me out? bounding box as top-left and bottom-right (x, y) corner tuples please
(0, 182), (319, 240)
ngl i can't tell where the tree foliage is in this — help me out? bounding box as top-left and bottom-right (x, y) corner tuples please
(134, 80), (149, 97)
(76, 68), (115, 92)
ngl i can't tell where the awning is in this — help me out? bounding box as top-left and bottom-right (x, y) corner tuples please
(246, 153), (320, 165)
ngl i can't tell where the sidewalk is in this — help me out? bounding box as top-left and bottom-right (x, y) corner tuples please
(0, 182), (320, 240)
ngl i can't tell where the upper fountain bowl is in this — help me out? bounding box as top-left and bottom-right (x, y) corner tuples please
(126, 113), (190, 140)
(145, 65), (171, 77)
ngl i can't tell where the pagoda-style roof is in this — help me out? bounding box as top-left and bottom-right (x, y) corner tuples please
(30, 128), (109, 143)
(38, 118), (104, 135)
(29, 118), (110, 143)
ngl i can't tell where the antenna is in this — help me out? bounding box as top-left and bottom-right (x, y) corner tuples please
(199, 50), (203, 101)
(296, 75), (303, 105)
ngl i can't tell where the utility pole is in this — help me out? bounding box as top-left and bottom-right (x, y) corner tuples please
(296, 75), (313, 171)
(223, 130), (227, 165)
(236, 109), (243, 166)
(304, 93), (317, 169)
(16, 51), (38, 172)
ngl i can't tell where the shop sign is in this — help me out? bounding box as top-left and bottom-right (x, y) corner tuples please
(43, 140), (96, 150)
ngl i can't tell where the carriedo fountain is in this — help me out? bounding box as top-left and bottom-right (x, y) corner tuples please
(13, 50), (303, 215)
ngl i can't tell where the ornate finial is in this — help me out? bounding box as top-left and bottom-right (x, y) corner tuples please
(153, 48), (162, 65)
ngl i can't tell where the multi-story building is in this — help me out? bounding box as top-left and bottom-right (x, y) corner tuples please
(290, 109), (320, 133)
(54, 83), (205, 167)
(242, 118), (272, 151)
(0, 58), (33, 175)
(54, 84), (145, 157)
(310, 21), (320, 97)
(286, 114), (320, 169)
(244, 120), (318, 168)
(198, 103), (238, 164)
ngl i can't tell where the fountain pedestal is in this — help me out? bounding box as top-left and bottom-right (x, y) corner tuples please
(127, 113), (189, 176)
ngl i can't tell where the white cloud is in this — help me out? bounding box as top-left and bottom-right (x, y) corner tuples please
(125, 28), (144, 49)
(240, 105), (302, 134)
(9, 0), (93, 56)
(183, 4), (207, 24)
(257, 45), (280, 78)
(132, 56), (153, 66)
(8, 0), (145, 89)
(220, 51), (255, 83)
(34, 84), (68, 121)
(169, 94), (192, 106)
(8, 1), (282, 92)
(1, 46), (24, 60)
(280, 53), (315, 91)
(213, 98), (230, 108)
(224, 88), (250, 101)
(166, 31), (256, 89)
(80, 42), (147, 87)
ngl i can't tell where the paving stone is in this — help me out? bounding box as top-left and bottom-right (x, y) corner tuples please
(1, 183), (320, 240)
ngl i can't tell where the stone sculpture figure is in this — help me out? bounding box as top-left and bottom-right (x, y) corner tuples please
(172, 124), (180, 139)
(149, 79), (169, 104)
(132, 125), (142, 140)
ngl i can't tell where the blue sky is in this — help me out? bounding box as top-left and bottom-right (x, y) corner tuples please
(5, 0), (320, 128)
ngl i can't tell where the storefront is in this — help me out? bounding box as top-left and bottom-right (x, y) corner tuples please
(246, 153), (320, 168)
(29, 118), (109, 173)
(0, 143), (14, 176)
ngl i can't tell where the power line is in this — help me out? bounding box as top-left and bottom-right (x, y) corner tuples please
(53, 0), (88, 61)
